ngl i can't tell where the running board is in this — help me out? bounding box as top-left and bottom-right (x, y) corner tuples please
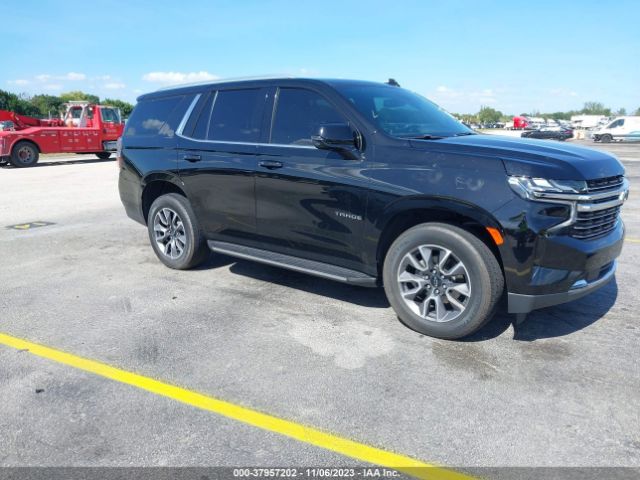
(207, 241), (378, 287)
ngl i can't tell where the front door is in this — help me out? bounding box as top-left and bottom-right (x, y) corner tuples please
(254, 87), (369, 271)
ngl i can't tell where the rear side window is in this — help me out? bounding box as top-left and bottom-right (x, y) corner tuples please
(124, 96), (184, 138)
(271, 88), (345, 145)
(208, 89), (264, 142)
(191, 93), (215, 140)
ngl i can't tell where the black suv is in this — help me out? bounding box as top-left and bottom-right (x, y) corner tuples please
(118, 78), (628, 339)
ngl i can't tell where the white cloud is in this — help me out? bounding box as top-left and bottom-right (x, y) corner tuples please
(43, 84), (63, 91)
(7, 79), (30, 86)
(65, 72), (86, 81)
(34, 72), (86, 82)
(430, 85), (498, 109)
(104, 82), (126, 90)
(142, 71), (219, 85)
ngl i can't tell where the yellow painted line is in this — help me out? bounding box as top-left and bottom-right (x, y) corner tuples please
(626, 237), (640, 244)
(0, 332), (472, 480)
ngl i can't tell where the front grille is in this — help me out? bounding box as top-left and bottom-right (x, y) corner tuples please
(567, 175), (625, 240)
(586, 175), (624, 192)
(571, 206), (621, 239)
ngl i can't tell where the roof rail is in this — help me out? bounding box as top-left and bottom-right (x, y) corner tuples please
(154, 74), (297, 92)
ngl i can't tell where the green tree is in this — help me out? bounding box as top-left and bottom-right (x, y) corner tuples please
(615, 107), (627, 116)
(0, 89), (39, 116)
(102, 98), (134, 117)
(581, 101), (611, 116)
(478, 106), (502, 124)
(30, 94), (64, 117)
(635, 107), (640, 116)
(59, 91), (100, 104)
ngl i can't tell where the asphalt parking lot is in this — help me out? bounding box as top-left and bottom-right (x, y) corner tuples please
(0, 139), (639, 478)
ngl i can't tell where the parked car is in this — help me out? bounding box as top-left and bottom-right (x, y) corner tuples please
(521, 126), (573, 141)
(119, 78), (628, 340)
(592, 116), (640, 143)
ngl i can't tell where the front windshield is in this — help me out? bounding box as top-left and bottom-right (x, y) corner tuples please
(334, 84), (473, 138)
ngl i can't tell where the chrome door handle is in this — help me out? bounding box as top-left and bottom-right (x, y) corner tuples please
(259, 160), (283, 169)
(183, 154), (201, 163)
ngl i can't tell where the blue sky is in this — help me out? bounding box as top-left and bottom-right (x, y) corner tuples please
(4, 0), (639, 114)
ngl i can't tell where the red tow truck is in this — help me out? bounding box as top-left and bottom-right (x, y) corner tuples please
(0, 101), (124, 167)
(512, 116), (532, 130)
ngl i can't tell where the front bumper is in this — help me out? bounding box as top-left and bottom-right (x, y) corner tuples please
(508, 260), (616, 313)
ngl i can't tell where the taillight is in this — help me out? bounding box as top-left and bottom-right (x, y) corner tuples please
(116, 137), (123, 169)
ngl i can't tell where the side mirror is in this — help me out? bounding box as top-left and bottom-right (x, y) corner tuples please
(311, 123), (360, 159)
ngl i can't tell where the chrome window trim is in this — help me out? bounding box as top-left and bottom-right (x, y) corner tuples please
(174, 133), (317, 149)
(175, 94), (201, 136)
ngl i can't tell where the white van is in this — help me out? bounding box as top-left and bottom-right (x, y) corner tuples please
(592, 116), (640, 143)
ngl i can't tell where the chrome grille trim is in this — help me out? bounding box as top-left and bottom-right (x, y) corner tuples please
(540, 177), (628, 239)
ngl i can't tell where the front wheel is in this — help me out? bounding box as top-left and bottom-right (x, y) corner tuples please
(10, 141), (39, 168)
(383, 223), (504, 339)
(96, 152), (112, 160)
(147, 193), (210, 270)
(600, 134), (612, 143)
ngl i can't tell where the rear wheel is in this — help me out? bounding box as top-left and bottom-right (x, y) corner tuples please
(10, 141), (39, 167)
(600, 134), (612, 143)
(96, 152), (112, 159)
(147, 193), (209, 269)
(383, 223), (504, 339)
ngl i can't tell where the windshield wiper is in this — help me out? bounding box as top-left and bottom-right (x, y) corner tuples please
(404, 134), (445, 140)
(453, 132), (476, 136)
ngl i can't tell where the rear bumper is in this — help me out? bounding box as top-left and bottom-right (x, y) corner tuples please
(118, 169), (145, 225)
(507, 260), (616, 313)
(103, 140), (118, 151)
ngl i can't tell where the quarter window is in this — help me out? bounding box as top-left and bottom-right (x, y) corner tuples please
(207, 89), (264, 142)
(124, 96), (183, 137)
(271, 88), (346, 145)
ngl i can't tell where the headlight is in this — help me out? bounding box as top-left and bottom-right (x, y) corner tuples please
(508, 176), (587, 200)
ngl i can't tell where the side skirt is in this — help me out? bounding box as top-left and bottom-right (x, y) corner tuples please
(208, 240), (378, 287)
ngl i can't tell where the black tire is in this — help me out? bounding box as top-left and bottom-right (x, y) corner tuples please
(10, 141), (39, 168)
(96, 152), (112, 160)
(147, 193), (209, 270)
(600, 134), (612, 143)
(383, 223), (504, 340)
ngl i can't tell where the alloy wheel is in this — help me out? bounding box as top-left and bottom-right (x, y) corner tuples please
(397, 244), (471, 322)
(153, 208), (186, 259)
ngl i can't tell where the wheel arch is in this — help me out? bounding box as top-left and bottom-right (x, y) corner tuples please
(141, 173), (188, 224)
(375, 196), (505, 275)
(11, 138), (41, 154)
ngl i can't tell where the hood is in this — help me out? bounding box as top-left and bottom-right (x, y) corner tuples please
(409, 134), (625, 180)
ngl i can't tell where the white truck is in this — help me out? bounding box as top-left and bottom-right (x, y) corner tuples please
(571, 114), (608, 129)
(591, 116), (640, 143)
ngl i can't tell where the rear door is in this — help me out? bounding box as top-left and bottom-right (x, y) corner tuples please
(177, 88), (268, 240)
(254, 86), (369, 270)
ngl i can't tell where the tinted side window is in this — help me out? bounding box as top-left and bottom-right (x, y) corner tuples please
(182, 92), (209, 139)
(208, 89), (264, 142)
(271, 88), (346, 145)
(125, 96), (184, 137)
(188, 92), (215, 140)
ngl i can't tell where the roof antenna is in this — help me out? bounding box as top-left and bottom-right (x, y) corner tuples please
(386, 78), (400, 87)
